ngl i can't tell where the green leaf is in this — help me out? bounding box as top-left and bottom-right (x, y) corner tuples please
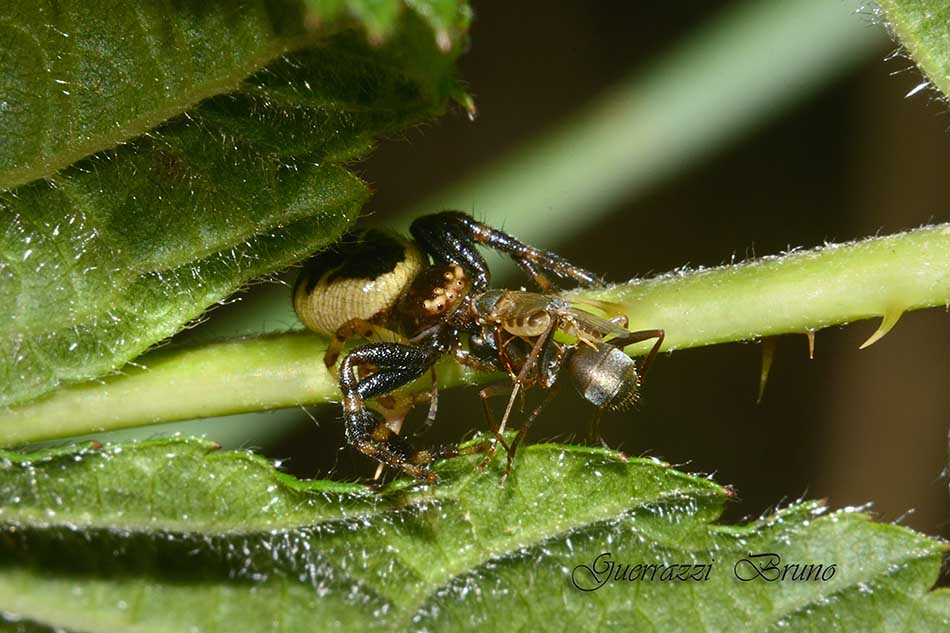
(0, 4), (469, 408)
(304, 0), (473, 50)
(1, 438), (948, 631)
(0, 1), (471, 191)
(879, 0), (950, 99)
(0, 1), (305, 191)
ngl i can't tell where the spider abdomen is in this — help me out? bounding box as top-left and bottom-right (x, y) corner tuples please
(293, 229), (425, 335)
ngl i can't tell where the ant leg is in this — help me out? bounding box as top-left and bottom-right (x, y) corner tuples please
(497, 321), (556, 438)
(368, 371), (436, 481)
(325, 318), (403, 369)
(611, 329), (665, 377)
(588, 409), (609, 448)
(477, 382), (514, 468)
(374, 383), (436, 436)
(410, 211), (604, 291)
(422, 367), (439, 430)
(504, 384), (559, 482)
(370, 371), (437, 482)
(339, 343), (453, 481)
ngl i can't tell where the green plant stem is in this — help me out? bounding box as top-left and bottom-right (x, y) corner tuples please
(590, 224), (950, 353)
(0, 334), (485, 445)
(3, 224), (949, 445)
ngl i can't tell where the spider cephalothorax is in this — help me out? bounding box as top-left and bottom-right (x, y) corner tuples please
(294, 211), (663, 481)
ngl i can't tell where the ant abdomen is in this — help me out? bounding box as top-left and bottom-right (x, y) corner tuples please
(568, 343), (640, 411)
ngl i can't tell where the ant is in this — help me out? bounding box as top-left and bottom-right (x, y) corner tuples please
(293, 211), (663, 481)
(469, 289), (664, 476)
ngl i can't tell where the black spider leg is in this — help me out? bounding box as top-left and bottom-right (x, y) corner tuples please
(410, 211), (604, 291)
(339, 342), (457, 481)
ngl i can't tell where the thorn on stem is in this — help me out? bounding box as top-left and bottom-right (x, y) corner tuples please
(757, 337), (777, 404)
(806, 329), (815, 360)
(859, 308), (904, 350)
(457, 94), (478, 121)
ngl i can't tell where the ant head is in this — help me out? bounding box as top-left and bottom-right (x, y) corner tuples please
(470, 289), (507, 323)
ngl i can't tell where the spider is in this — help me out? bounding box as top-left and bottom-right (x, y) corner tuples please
(293, 211), (662, 481)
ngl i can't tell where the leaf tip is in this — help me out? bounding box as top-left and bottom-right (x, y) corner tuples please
(435, 29), (452, 53)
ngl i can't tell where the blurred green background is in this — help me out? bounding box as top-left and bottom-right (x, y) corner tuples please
(121, 1), (950, 538)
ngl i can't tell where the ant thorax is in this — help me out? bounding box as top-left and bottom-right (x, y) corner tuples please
(471, 290), (567, 337)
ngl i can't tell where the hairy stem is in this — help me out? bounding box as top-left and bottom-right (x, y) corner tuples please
(587, 224), (950, 353)
(3, 224), (949, 445)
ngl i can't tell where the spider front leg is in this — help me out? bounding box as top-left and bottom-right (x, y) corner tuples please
(410, 211), (604, 291)
(339, 342), (454, 481)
